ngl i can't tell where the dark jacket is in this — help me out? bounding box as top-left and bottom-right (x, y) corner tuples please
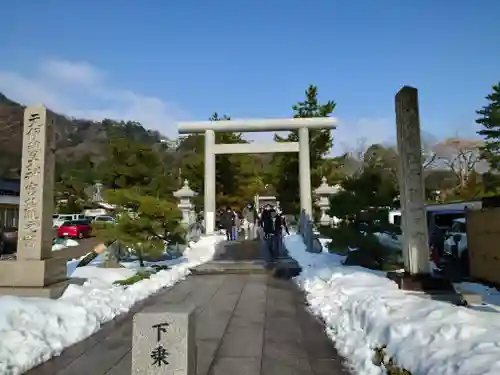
(222, 211), (235, 230)
(259, 209), (270, 226)
(279, 214), (290, 235)
(262, 214), (282, 236)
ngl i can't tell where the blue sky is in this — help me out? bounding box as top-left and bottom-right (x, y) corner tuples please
(0, 0), (499, 154)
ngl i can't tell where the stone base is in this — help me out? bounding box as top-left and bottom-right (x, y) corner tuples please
(386, 270), (455, 292)
(386, 271), (464, 305)
(0, 279), (71, 298)
(0, 257), (67, 287)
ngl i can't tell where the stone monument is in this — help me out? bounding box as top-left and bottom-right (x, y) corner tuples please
(394, 86), (430, 275)
(132, 305), (196, 375)
(0, 105), (69, 298)
(387, 87), (458, 300)
(173, 180), (197, 225)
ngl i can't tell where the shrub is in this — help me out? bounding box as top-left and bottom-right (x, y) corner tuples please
(373, 347), (412, 375)
(113, 270), (154, 286)
(327, 223), (402, 270)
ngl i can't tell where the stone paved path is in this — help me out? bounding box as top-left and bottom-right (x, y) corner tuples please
(25, 239), (351, 375)
(25, 273), (350, 375)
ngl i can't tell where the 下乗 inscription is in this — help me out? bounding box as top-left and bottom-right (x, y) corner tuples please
(151, 322), (170, 367)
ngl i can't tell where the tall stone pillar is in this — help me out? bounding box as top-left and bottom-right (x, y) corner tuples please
(0, 105), (68, 298)
(395, 86), (430, 275)
(204, 129), (216, 234)
(298, 127), (313, 218)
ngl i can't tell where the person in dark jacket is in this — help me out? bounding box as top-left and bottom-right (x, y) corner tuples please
(222, 207), (235, 241)
(259, 204), (272, 226)
(261, 208), (283, 260)
(277, 208), (290, 236)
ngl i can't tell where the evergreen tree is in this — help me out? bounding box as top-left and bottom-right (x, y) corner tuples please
(476, 82), (500, 170)
(97, 136), (176, 199)
(272, 85), (336, 213)
(179, 112), (250, 209)
(93, 189), (184, 267)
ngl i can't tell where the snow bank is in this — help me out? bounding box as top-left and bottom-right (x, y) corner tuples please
(285, 234), (500, 375)
(0, 235), (223, 375)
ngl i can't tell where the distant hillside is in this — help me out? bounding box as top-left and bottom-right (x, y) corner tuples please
(0, 93), (166, 178)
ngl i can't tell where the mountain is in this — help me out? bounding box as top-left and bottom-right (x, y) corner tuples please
(0, 93), (166, 178)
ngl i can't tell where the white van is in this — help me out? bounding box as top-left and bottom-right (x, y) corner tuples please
(53, 214), (86, 228)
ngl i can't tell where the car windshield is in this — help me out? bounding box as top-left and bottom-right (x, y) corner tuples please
(451, 221), (467, 233)
(73, 220), (89, 225)
(61, 221), (72, 226)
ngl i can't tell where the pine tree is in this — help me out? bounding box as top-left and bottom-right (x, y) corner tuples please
(179, 112), (249, 210)
(476, 82), (500, 170)
(272, 85), (336, 213)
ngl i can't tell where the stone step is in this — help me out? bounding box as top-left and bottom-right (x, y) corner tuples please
(192, 258), (301, 276)
(192, 260), (268, 275)
(213, 240), (263, 261)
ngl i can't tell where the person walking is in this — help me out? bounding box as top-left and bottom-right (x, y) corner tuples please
(261, 208), (282, 264)
(275, 208), (290, 256)
(232, 211), (241, 241)
(242, 202), (258, 240)
(222, 207), (235, 241)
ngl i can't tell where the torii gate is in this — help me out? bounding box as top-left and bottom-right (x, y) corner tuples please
(177, 117), (337, 234)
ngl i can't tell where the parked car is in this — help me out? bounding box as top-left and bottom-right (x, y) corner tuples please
(443, 217), (468, 260)
(53, 214), (87, 228)
(57, 219), (92, 239)
(92, 215), (116, 224)
(0, 227), (18, 254)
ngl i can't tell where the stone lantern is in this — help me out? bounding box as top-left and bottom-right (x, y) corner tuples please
(314, 177), (341, 226)
(173, 180), (198, 225)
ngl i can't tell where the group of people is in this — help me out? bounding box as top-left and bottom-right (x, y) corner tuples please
(218, 202), (290, 261)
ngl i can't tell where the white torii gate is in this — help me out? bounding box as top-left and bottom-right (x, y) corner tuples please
(177, 117), (337, 234)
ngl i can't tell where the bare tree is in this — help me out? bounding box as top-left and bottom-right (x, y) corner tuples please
(339, 137), (367, 176)
(421, 132), (438, 169)
(433, 138), (482, 188)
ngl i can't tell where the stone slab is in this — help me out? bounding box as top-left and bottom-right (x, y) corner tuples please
(460, 291), (483, 306)
(132, 305), (196, 375)
(386, 271), (456, 292)
(0, 279), (70, 298)
(0, 257), (67, 287)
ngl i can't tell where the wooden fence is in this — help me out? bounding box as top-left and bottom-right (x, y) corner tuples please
(467, 207), (500, 285)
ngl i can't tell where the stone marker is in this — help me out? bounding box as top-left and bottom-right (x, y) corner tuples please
(132, 305), (196, 375)
(395, 86), (430, 275)
(386, 87), (460, 302)
(0, 105), (68, 298)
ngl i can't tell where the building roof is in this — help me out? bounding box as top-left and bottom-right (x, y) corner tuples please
(0, 178), (20, 194)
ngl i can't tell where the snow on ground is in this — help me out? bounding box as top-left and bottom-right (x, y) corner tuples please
(0, 235), (224, 375)
(51, 238), (79, 251)
(317, 237), (332, 253)
(285, 233), (500, 375)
